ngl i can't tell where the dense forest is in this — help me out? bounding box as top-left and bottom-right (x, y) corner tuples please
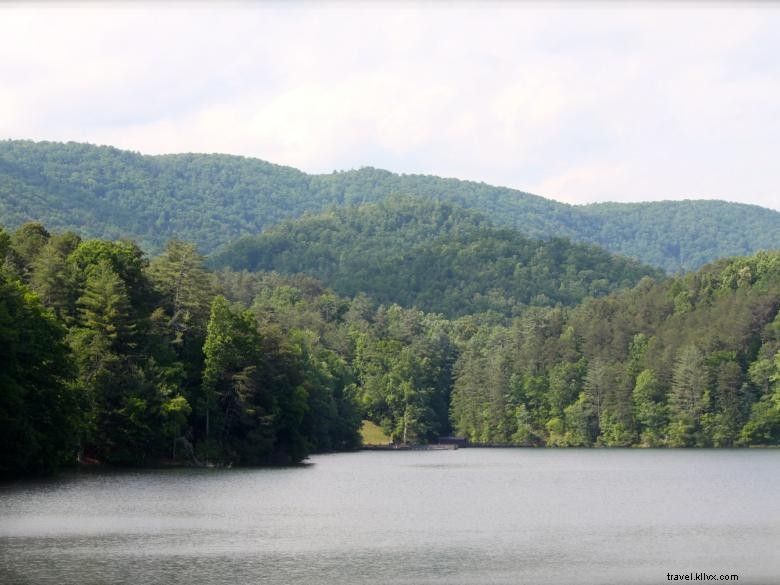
(211, 196), (662, 317)
(0, 223), (362, 477)
(1, 140), (778, 272)
(450, 251), (780, 447)
(2, 217), (779, 478)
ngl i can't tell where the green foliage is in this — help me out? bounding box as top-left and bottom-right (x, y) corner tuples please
(1, 140), (777, 272)
(201, 296), (282, 463)
(6, 222), (50, 279)
(211, 196), (662, 318)
(563, 394), (597, 447)
(77, 260), (136, 347)
(0, 227), (9, 258)
(740, 351), (780, 444)
(1, 212), (778, 477)
(1, 224), (364, 475)
(0, 271), (82, 476)
(351, 304), (453, 443)
(632, 370), (667, 446)
(449, 251), (780, 448)
(580, 200), (780, 273)
(148, 240), (216, 341)
(670, 346), (708, 421)
(30, 234), (82, 322)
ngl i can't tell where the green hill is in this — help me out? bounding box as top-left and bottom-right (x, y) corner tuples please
(209, 196), (663, 317)
(1, 139), (777, 271)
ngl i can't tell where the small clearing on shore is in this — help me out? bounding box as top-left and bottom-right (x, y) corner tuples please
(360, 420), (390, 445)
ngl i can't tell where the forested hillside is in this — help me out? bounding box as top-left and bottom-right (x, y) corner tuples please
(451, 251), (780, 447)
(2, 219), (779, 478)
(1, 140), (777, 271)
(579, 200), (775, 271)
(210, 196), (662, 317)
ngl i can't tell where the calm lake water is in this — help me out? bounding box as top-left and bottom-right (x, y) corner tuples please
(1, 449), (779, 585)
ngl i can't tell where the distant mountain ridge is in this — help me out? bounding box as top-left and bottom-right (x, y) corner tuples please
(0, 139), (777, 271)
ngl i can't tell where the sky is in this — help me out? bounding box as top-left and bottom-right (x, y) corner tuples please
(1, 1), (779, 210)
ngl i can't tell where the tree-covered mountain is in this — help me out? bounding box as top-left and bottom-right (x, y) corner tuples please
(1, 140), (777, 271)
(577, 201), (775, 272)
(209, 196), (663, 318)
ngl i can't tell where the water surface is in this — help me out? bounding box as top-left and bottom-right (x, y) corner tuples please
(1, 449), (778, 584)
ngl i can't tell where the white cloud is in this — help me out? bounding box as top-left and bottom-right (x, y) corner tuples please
(0, 1), (778, 210)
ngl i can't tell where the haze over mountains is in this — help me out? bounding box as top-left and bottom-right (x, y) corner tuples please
(1, 140), (777, 273)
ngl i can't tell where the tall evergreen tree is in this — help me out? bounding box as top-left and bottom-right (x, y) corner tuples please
(77, 260), (135, 349)
(148, 240), (216, 341)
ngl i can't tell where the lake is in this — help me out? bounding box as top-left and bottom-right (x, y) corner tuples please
(1, 449), (779, 585)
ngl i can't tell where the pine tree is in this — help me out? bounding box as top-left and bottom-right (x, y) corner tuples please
(670, 345), (708, 419)
(584, 358), (610, 430)
(77, 260), (135, 348)
(148, 240), (216, 341)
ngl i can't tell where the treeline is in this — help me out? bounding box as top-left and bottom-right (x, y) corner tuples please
(0, 223), (362, 477)
(2, 220), (779, 478)
(225, 247), (780, 449)
(210, 196), (662, 318)
(451, 252), (780, 446)
(2, 140), (778, 271)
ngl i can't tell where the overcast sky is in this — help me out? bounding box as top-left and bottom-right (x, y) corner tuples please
(1, 2), (779, 210)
